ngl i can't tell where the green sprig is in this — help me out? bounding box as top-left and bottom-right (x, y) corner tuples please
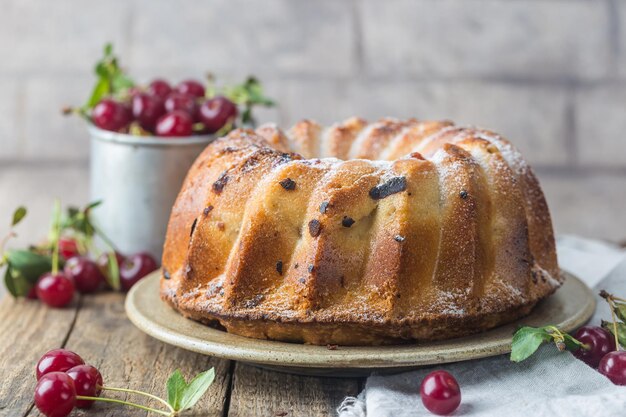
(222, 76), (275, 128)
(73, 368), (215, 416)
(1, 200), (121, 297)
(82, 43), (135, 114)
(510, 325), (586, 362)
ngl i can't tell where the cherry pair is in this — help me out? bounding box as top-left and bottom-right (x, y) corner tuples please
(35, 349), (103, 417)
(573, 325), (626, 385)
(34, 348), (179, 417)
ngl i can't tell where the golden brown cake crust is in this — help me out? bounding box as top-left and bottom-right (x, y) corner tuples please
(161, 119), (561, 346)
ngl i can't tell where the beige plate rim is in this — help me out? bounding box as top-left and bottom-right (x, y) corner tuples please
(125, 270), (595, 373)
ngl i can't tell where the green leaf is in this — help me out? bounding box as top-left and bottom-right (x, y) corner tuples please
(67, 207), (80, 219)
(85, 200), (103, 211)
(4, 263), (36, 298)
(5, 250), (53, 284)
(111, 73), (134, 93)
(4, 266), (18, 297)
(602, 320), (626, 348)
(510, 326), (552, 362)
(95, 61), (109, 78)
(104, 42), (113, 56)
(85, 77), (111, 109)
(166, 369), (186, 411)
(179, 368), (215, 410)
(562, 333), (585, 351)
(11, 207), (27, 227)
(613, 301), (626, 323)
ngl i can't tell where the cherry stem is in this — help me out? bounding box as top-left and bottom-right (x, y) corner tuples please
(93, 225), (117, 252)
(546, 325), (566, 342)
(545, 325), (590, 351)
(50, 200), (62, 275)
(76, 395), (172, 416)
(101, 386), (174, 413)
(600, 291), (622, 351)
(0, 231), (16, 257)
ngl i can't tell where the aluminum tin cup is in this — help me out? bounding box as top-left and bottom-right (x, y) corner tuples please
(89, 126), (213, 260)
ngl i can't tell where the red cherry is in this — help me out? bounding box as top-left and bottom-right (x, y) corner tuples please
(58, 237), (79, 260)
(599, 351), (626, 385)
(66, 364), (103, 408)
(27, 285), (38, 299)
(120, 252), (159, 291)
(132, 92), (166, 132)
(64, 257), (104, 294)
(420, 370), (461, 416)
(198, 96), (238, 133)
(92, 99), (132, 132)
(35, 372), (76, 417)
(176, 79), (205, 98)
(572, 326), (616, 368)
(165, 93), (199, 120)
(36, 349), (84, 380)
(36, 273), (75, 308)
(147, 79), (172, 99)
(155, 111), (193, 137)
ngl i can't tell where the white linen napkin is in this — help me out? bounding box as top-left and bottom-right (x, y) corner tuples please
(338, 236), (626, 417)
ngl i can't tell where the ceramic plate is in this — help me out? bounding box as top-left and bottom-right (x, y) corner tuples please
(126, 270), (595, 377)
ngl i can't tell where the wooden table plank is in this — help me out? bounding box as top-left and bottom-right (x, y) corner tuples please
(26, 293), (232, 417)
(227, 362), (361, 417)
(0, 296), (80, 417)
(1, 291), (363, 417)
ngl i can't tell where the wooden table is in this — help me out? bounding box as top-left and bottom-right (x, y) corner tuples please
(0, 293), (361, 416)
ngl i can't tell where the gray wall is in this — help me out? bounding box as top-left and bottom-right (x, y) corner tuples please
(0, 0), (625, 245)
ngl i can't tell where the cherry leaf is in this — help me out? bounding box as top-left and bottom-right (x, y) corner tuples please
(602, 320), (626, 349)
(85, 77), (110, 110)
(166, 369), (186, 411)
(5, 249), (53, 284)
(510, 326), (552, 362)
(4, 266), (19, 298)
(85, 200), (103, 211)
(562, 333), (585, 351)
(613, 301), (626, 323)
(103, 42), (113, 57)
(4, 263), (36, 298)
(179, 368), (215, 411)
(11, 206), (27, 227)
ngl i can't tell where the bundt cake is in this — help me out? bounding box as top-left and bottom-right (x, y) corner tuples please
(160, 117), (562, 346)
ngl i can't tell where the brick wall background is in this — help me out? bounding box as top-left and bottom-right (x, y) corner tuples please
(0, 0), (625, 246)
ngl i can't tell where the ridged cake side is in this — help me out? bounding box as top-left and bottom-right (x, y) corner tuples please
(161, 119), (561, 345)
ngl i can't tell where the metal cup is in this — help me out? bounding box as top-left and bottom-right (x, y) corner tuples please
(89, 126), (213, 260)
